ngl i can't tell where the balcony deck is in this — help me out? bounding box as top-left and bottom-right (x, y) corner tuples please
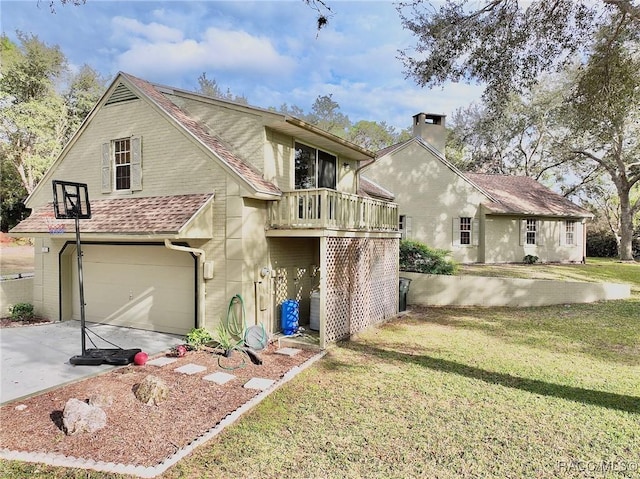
(269, 189), (398, 233)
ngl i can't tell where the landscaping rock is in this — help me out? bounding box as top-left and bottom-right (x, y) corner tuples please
(134, 375), (169, 406)
(62, 398), (107, 436)
(88, 393), (113, 408)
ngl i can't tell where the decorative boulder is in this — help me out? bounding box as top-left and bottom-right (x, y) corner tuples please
(134, 375), (169, 406)
(88, 393), (113, 409)
(62, 398), (107, 436)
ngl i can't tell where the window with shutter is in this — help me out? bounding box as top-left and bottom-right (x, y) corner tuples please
(101, 143), (111, 193)
(472, 218), (480, 246)
(131, 136), (142, 191)
(453, 217), (476, 246)
(101, 136), (143, 192)
(565, 220), (576, 246)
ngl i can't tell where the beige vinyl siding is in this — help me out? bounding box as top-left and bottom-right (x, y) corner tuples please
(29, 98), (221, 207)
(26, 98), (232, 327)
(265, 128), (294, 191)
(168, 95), (266, 174)
(265, 128), (359, 194)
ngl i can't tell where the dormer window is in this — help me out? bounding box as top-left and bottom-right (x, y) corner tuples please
(294, 142), (336, 190)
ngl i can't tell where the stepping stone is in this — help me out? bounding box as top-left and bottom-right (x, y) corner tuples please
(174, 364), (207, 375)
(203, 372), (236, 385)
(244, 377), (275, 391)
(147, 357), (179, 367)
(276, 347), (301, 357)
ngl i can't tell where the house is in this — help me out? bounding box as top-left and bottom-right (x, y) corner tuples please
(362, 112), (593, 264)
(10, 72), (399, 348)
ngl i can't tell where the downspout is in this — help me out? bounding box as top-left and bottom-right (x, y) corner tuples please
(164, 239), (206, 329)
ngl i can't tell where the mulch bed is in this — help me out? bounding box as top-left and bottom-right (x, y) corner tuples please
(0, 345), (317, 467)
(0, 317), (53, 328)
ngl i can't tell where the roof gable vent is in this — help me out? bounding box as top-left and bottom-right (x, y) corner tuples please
(105, 82), (139, 105)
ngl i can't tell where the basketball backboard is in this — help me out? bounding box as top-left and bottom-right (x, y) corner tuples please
(52, 180), (91, 219)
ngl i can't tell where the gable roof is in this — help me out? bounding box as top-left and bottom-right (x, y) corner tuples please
(465, 173), (593, 218)
(120, 73), (281, 198)
(10, 194), (214, 237)
(358, 176), (395, 201)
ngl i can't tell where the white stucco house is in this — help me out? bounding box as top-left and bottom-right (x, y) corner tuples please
(362, 113), (593, 264)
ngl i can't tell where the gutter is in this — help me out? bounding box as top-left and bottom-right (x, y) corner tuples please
(164, 239), (206, 329)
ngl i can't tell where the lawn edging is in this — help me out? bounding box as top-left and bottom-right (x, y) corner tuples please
(403, 272), (630, 307)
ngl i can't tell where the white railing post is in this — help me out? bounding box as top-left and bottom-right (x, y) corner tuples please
(269, 189), (397, 231)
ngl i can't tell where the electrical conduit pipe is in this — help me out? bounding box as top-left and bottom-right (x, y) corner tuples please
(164, 239), (206, 329)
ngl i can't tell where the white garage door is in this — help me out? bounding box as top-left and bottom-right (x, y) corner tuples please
(72, 244), (196, 335)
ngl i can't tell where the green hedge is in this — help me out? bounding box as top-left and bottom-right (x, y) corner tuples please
(399, 240), (457, 275)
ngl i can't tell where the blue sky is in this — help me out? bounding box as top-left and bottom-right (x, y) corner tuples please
(1, 0), (483, 131)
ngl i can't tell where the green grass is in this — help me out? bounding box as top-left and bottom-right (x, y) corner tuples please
(458, 257), (640, 296)
(1, 260), (639, 478)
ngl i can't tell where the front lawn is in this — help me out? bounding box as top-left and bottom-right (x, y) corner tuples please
(1, 261), (638, 478)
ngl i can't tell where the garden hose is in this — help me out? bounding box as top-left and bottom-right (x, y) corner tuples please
(217, 350), (247, 370)
(225, 294), (246, 337)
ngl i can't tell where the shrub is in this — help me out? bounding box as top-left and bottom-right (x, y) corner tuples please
(185, 327), (213, 350)
(9, 303), (34, 321)
(399, 240), (457, 275)
(586, 229), (618, 257)
(586, 227), (640, 259)
(523, 254), (539, 264)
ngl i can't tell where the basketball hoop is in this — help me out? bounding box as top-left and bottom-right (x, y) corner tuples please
(45, 216), (66, 235)
(51, 179), (141, 366)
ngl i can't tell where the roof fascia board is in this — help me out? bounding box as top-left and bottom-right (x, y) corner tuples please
(176, 191), (216, 237)
(284, 117), (375, 160)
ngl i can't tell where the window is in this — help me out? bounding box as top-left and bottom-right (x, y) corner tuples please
(294, 142), (336, 189)
(526, 219), (537, 245)
(399, 215), (412, 239)
(453, 217), (478, 246)
(520, 218), (544, 246)
(460, 217), (472, 245)
(565, 221), (575, 245)
(114, 138), (131, 190)
(101, 136), (142, 193)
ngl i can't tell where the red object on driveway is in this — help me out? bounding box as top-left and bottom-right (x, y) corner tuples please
(134, 352), (148, 365)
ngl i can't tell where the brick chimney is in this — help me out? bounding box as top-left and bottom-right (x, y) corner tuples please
(412, 112), (447, 154)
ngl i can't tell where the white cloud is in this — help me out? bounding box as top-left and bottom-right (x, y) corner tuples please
(113, 21), (295, 80)
(112, 16), (184, 43)
(201, 27), (293, 72)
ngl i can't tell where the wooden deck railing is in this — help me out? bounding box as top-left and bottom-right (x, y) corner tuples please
(269, 189), (398, 232)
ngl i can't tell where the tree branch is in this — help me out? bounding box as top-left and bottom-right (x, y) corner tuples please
(602, 0), (640, 22)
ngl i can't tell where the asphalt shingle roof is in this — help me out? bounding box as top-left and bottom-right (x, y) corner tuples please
(10, 194), (213, 235)
(358, 176), (395, 201)
(466, 173), (592, 217)
(122, 73), (281, 197)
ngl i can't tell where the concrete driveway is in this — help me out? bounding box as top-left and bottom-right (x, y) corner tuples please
(0, 321), (183, 404)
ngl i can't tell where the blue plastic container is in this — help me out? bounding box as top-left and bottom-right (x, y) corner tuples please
(281, 299), (299, 335)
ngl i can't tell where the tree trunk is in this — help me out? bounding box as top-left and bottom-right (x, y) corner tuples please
(618, 194), (634, 261)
